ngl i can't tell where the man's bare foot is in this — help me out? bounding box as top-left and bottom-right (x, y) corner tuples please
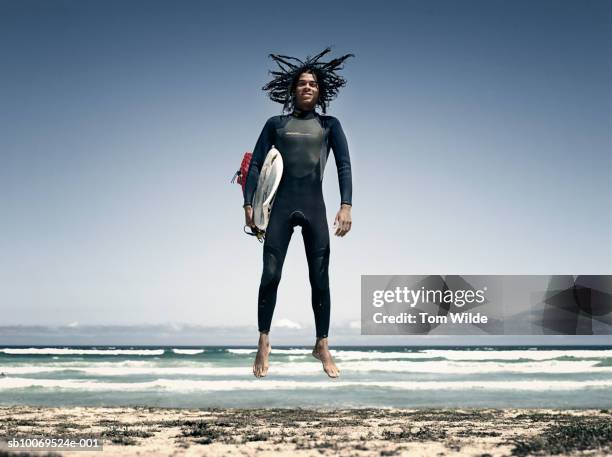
(312, 337), (340, 378)
(253, 332), (271, 378)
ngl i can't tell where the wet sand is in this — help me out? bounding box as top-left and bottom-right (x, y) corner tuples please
(1, 406), (611, 456)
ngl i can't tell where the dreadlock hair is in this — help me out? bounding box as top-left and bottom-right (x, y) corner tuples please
(262, 47), (354, 114)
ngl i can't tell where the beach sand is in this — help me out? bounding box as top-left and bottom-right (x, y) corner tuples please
(1, 406), (611, 456)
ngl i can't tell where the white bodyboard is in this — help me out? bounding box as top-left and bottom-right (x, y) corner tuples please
(252, 146), (283, 231)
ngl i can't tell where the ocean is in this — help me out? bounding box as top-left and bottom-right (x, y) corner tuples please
(1, 346), (611, 408)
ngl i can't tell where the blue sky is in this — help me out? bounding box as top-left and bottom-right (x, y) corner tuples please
(1, 0), (611, 344)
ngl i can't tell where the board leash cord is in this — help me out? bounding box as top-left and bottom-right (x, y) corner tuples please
(243, 225), (265, 243)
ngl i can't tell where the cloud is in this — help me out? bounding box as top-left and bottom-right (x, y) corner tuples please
(273, 319), (302, 330)
(67, 322), (79, 328)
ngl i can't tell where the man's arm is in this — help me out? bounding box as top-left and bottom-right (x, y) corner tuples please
(329, 117), (353, 237)
(244, 117), (276, 207)
(329, 117), (352, 206)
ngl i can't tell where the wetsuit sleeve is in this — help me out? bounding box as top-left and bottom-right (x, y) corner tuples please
(329, 117), (353, 206)
(244, 117), (275, 206)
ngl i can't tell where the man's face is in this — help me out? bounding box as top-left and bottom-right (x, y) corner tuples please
(294, 72), (319, 110)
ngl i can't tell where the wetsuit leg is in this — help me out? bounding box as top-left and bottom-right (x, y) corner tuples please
(302, 207), (331, 339)
(257, 205), (292, 334)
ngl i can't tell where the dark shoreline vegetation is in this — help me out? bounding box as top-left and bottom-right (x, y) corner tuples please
(1, 408), (612, 456)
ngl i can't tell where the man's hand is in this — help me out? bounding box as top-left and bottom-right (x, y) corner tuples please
(244, 205), (255, 229)
(333, 204), (352, 237)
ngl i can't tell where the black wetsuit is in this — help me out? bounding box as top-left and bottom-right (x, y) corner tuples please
(244, 109), (352, 339)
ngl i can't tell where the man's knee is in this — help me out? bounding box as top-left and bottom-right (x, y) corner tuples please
(308, 246), (330, 291)
(261, 247), (284, 287)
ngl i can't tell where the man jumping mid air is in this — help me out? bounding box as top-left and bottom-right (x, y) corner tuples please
(243, 48), (354, 378)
